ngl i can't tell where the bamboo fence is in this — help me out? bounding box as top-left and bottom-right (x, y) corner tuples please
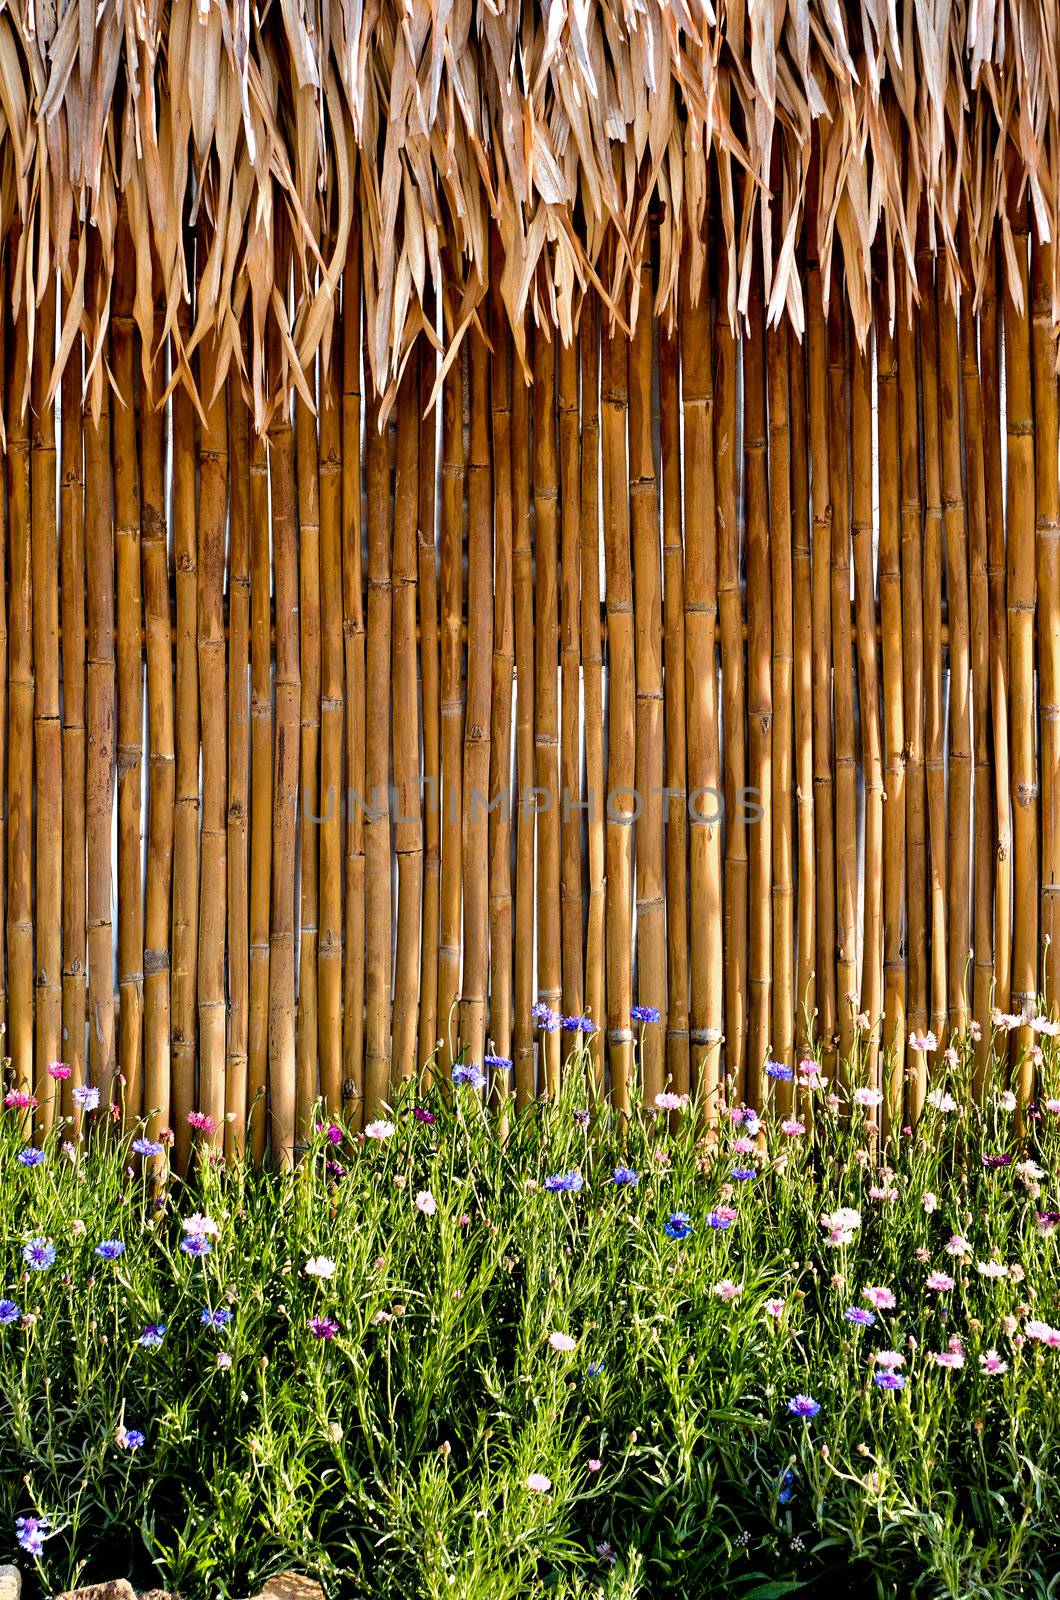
(0, 3), (1059, 1156)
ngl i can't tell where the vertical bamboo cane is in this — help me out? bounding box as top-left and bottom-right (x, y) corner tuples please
(8, 300), (34, 1094)
(789, 329), (816, 1058)
(226, 374), (251, 1154)
(630, 268), (665, 1106)
(580, 310), (605, 1087)
(171, 309), (199, 1166)
(979, 244), (1011, 1021)
(512, 361), (536, 1103)
(602, 322), (635, 1113)
(295, 386), (320, 1134)
(559, 339), (584, 1054)
(141, 314), (173, 1142)
(828, 299), (856, 1070)
(461, 332), (491, 1073)
(364, 399), (393, 1112)
(342, 237), (366, 1116)
(680, 269), (723, 1110)
(198, 374), (229, 1145)
(318, 336), (344, 1106)
(417, 312), (441, 1077)
(1004, 192), (1038, 1064)
(60, 281), (86, 1110)
(487, 266), (515, 1089)
(534, 329), (562, 1096)
(660, 322), (689, 1098)
(112, 245), (144, 1118)
(767, 317), (794, 1092)
(438, 360), (464, 1080)
(0, 294), (7, 1058)
(745, 271), (772, 1107)
(876, 315), (906, 1125)
(32, 280), (60, 1117)
(248, 423), (273, 1157)
(807, 259), (836, 1069)
(939, 292), (972, 1037)
(851, 336), (883, 1088)
(393, 354), (423, 1082)
(1032, 236), (1059, 1017)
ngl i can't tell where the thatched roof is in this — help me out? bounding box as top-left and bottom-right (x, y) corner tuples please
(3, 0), (1059, 420)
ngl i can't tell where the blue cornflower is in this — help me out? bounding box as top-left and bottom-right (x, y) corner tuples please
(0, 1299), (20, 1325)
(765, 1060), (794, 1082)
(22, 1239), (55, 1271)
(664, 1211), (693, 1240)
(532, 1002), (561, 1033)
(201, 1308), (232, 1328)
(95, 1239), (126, 1261)
(484, 1053), (513, 1071)
(586, 1361), (605, 1379)
(561, 1015), (595, 1033)
(15, 1513), (49, 1556)
(138, 1324), (166, 1348)
(731, 1167), (756, 1182)
(131, 1137), (163, 1157)
(631, 1005), (661, 1024)
(544, 1170), (583, 1193)
(120, 1429), (146, 1450)
(611, 1166), (640, 1186)
(72, 1084), (101, 1111)
(873, 1369), (906, 1391)
(180, 1234), (212, 1257)
(777, 1468), (795, 1505)
(17, 1148), (45, 1168)
(706, 1210), (734, 1230)
(452, 1063), (487, 1090)
(845, 1306), (876, 1327)
(786, 1394), (820, 1418)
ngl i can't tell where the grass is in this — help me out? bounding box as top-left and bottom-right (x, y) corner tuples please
(1, 1021), (1059, 1600)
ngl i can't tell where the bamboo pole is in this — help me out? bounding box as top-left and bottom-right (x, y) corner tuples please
(630, 266), (665, 1107)
(437, 358), (464, 1081)
(1004, 192), (1038, 1061)
(226, 373), (251, 1154)
(512, 358), (536, 1104)
(767, 316), (794, 1093)
(140, 309), (173, 1143)
(8, 297), (34, 1096)
(318, 333), (344, 1107)
(417, 308), (441, 1078)
(939, 290), (972, 1038)
(0, 293), (7, 1062)
(32, 279), (60, 1118)
(461, 332), (491, 1073)
(827, 299), (856, 1070)
(364, 397), (393, 1112)
(876, 314), (906, 1125)
(393, 353), (424, 1082)
(111, 241), (143, 1118)
(533, 328), (562, 1097)
(601, 320), (634, 1113)
(341, 234), (366, 1117)
(789, 326), (816, 1060)
(580, 309), (605, 1089)
(660, 321), (689, 1099)
(60, 277), (86, 1112)
(806, 257), (835, 1070)
(295, 385), (320, 1135)
(1032, 235), (1059, 1017)
(487, 263), (515, 1091)
(851, 335), (883, 1087)
(248, 422), (273, 1158)
(680, 265), (722, 1111)
(745, 270), (772, 1106)
(198, 371), (229, 1146)
(559, 339), (584, 1057)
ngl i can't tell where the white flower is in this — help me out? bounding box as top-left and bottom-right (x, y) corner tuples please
(1015, 1160), (1045, 1181)
(548, 1331), (577, 1352)
(998, 1090), (1017, 1112)
(415, 1190), (437, 1216)
(1031, 1015), (1060, 1037)
(922, 1192), (938, 1214)
(183, 1212), (221, 1239)
(925, 1089), (958, 1114)
(712, 1279), (743, 1301)
(853, 1087), (883, 1108)
(944, 1234), (971, 1257)
(975, 1260), (1008, 1280)
(908, 1030), (938, 1053)
(364, 1119), (395, 1140)
(304, 1256), (337, 1280)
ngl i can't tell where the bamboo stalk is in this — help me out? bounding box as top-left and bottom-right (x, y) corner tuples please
(140, 306), (173, 1143)
(827, 298), (856, 1071)
(512, 357), (536, 1104)
(533, 328), (562, 1097)
(226, 372), (251, 1155)
(745, 270), (772, 1107)
(559, 338), (584, 1057)
(341, 234), (366, 1118)
(295, 385), (320, 1135)
(580, 309), (605, 1089)
(111, 240), (143, 1119)
(437, 359), (464, 1081)
(248, 422), (273, 1159)
(767, 316), (794, 1095)
(8, 297), (34, 1096)
(488, 261), (514, 1091)
(0, 293), (7, 1064)
(318, 330), (344, 1107)
(393, 352), (424, 1083)
(630, 264), (665, 1107)
(417, 308), (441, 1078)
(32, 278), (60, 1119)
(364, 396), (393, 1113)
(1032, 235), (1059, 1019)
(660, 321), (689, 1099)
(789, 326), (816, 1060)
(461, 331), (491, 1074)
(60, 274), (86, 1113)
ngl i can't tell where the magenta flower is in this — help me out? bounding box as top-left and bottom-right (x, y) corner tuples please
(310, 1315), (339, 1340)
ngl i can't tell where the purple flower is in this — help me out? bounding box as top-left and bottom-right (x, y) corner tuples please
(611, 1166), (640, 1186)
(201, 1307), (232, 1328)
(138, 1324), (166, 1348)
(485, 1053), (514, 1070)
(0, 1299), (20, 1325)
(765, 1060), (794, 1082)
(17, 1147), (45, 1168)
(412, 1107), (436, 1124)
(95, 1239), (126, 1261)
(16, 1513), (49, 1556)
(873, 1369), (906, 1391)
(631, 1005), (661, 1024)
(787, 1394), (820, 1418)
(573, 1109), (591, 1128)
(731, 1167), (756, 1182)
(544, 1170), (583, 1193)
(120, 1429), (146, 1450)
(309, 1315), (339, 1340)
(664, 1211), (693, 1240)
(452, 1063), (486, 1090)
(131, 1137), (163, 1157)
(72, 1085), (101, 1112)
(981, 1153), (1013, 1170)
(181, 1234), (212, 1258)
(706, 1208), (736, 1230)
(845, 1306), (876, 1327)
(532, 1002), (561, 1033)
(23, 1239), (55, 1271)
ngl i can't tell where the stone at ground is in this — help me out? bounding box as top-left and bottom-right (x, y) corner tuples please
(53, 1584), (138, 1600)
(259, 1576), (326, 1600)
(138, 1591), (180, 1600)
(0, 1565), (20, 1600)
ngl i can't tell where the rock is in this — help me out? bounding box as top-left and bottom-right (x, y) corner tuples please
(53, 1584), (138, 1600)
(259, 1577), (326, 1600)
(0, 1565), (21, 1600)
(138, 1591), (180, 1600)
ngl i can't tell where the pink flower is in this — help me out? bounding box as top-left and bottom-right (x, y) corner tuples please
(908, 1029), (937, 1053)
(526, 1473), (552, 1493)
(1044, 1099), (1060, 1114)
(712, 1279), (743, 1302)
(922, 1192), (938, 1214)
(998, 1090), (1017, 1112)
(732, 1136), (756, 1155)
(853, 1087), (883, 1108)
(780, 1119), (806, 1137)
(1026, 1319), (1060, 1349)
(549, 1331), (577, 1352)
(655, 1091), (688, 1111)
(4, 1089), (37, 1111)
(875, 1351), (904, 1368)
(979, 1350), (1008, 1375)
(186, 1111), (215, 1133)
(932, 1351), (965, 1370)
(587, 1458), (602, 1472)
(415, 1190), (437, 1216)
(863, 1286), (896, 1311)
(764, 1298), (786, 1319)
(926, 1271), (955, 1292)
(364, 1120), (395, 1140)
(47, 1062), (72, 1081)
